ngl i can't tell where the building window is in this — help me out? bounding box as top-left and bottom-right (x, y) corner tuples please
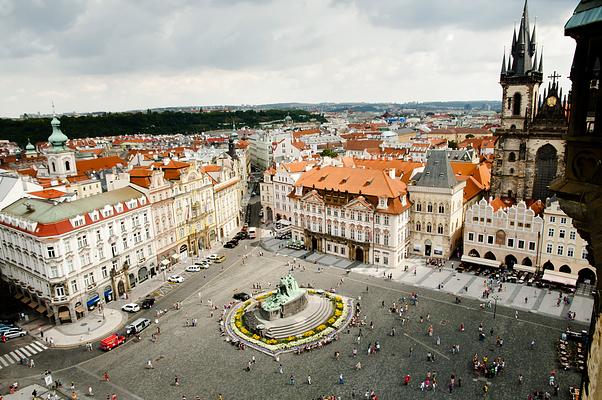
(327, 243), (331, 252)
(120, 220), (126, 232)
(582, 249), (588, 259)
(111, 243), (117, 257)
(374, 252), (380, 263)
(567, 248), (574, 258)
(98, 247), (105, 259)
(528, 242), (536, 251)
(77, 235), (88, 248)
(546, 243), (553, 254)
(384, 216), (389, 225)
(559, 229), (565, 239)
(84, 272), (95, 287)
(557, 245), (564, 256)
(66, 259), (74, 273)
(55, 285), (65, 297)
(102, 265), (108, 278)
(426, 223), (432, 233)
(507, 238), (514, 248)
(383, 254), (389, 265)
(427, 203), (433, 213)
(375, 232), (380, 244)
(437, 225), (444, 235)
(64, 241), (71, 253)
(560, 217), (567, 224)
(70, 279), (78, 294)
(569, 231), (576, 240)
(487, 235), (494, 245)
(383, 234), (389, 246)
(340, 246), (345, 255)
(468, 232), (474, 241)
(47, 246), (56, 258)
(416, 203), (422, 212)
(415, 222), (421, 232)
(438, 204), (444, 213)
(96, 230), (102, 242)
(548, 228), (555, 237)
(549, 216), (556, 223)
(518, 240), (525, 249)
(478, 234), (484, 243)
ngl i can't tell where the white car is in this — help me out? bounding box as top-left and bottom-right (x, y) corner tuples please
(185, 265), (202, 272)
(168, 274), (184, 283)
(1, 328), (26, 339)
(206, 254), (219, 261)
(122, 303), (140, 313)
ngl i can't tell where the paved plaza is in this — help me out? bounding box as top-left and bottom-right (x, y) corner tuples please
(4, 238), (589, 400)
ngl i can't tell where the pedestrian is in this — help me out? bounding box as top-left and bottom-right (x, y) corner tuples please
(174, 375), (180, 386)
(525, 296), (528, 304)
(490, 327), (494, 336)
(88, 386), (94, 396)
(409, 346), (413, 357)
(279, 364), (283, 374)
(530, 339), (536, 350)
(436, 336), (440, 346)
(515, 310), (519, 319)
(103, 372), (110, 382)
(307, 375), (311, 385)
(29, 358), (35, 368)
(339, 373), (344, 385)
(290, 374), (295, 385)
(146, 359), (154, 369)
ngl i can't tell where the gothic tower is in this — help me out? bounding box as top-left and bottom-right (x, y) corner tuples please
(499, 0), (543, 131)
(491, 0), (567, 202)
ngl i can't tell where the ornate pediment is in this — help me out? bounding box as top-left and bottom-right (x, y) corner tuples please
(301, 190), (324, 205)
(343, 196), (374, 212)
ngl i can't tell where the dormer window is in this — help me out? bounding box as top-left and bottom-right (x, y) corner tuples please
(378, 197), (387, 209)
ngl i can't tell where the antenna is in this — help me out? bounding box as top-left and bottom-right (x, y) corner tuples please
(51, 101), (56, 116)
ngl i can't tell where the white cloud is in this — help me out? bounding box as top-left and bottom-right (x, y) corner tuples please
(0, 0), (577, 117)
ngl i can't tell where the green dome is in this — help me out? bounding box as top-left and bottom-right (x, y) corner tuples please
(48, 117), (69, 150)
(25, 140), (35, 151)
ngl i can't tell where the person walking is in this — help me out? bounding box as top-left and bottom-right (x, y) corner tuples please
(103, 372), (110, 382)
(87, 386), (94, 397)
(307, 375), (311, 385)
(279, 364), (283, 374)
(289, 374), (295, 385)
(339, 373), (345, 385)
(174, 376), (180, 386)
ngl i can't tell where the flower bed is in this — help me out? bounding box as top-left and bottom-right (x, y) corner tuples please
(224, 290), (353, 355)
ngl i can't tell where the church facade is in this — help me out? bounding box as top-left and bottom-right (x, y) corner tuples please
(491, 1), (567, 202)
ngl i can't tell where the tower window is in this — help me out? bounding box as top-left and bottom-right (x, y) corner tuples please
(51, 162), (56, 172)
(508, 152), (516, 162)
(512, 93), (522, 116)
(65, 160), (70, 171)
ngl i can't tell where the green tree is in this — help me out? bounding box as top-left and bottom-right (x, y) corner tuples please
(448, 140), (458, 149)
(320, 148), (338, 158)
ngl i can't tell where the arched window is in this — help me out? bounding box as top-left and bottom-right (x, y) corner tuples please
(437, 224), (444, 234)
(416, 222), (421, 231)
(510, 168), (515, 174)
(65, 160), (71, 171)
(427, 203), (433, 213)
(508, 152), (516, 162)
(51, 162), (56, 172)
(426, 223), (432, 233)
(438, 204), (444, 213)
(416, 203), (422, 212)
(512, 92), (522, 116)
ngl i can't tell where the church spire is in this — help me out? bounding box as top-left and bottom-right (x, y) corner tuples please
(501, 49), (507, 75)
(538, 47), (544, 73)
(504, 0), (541, 79)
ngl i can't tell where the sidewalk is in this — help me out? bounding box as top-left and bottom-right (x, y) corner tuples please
(260, 236), (594, 325)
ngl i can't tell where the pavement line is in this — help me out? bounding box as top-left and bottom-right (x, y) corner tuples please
(35, 341), (48, 349)
(14, 349), (26, 359)
(29, 342), (44, 352)
(25, 344), (39, 354)
(0, 355), (9, 366)
(20, 347), (32, 357)
(403, 333), (451, 361)
(74, 365), (145, 400)
(8, 351), (20, 362)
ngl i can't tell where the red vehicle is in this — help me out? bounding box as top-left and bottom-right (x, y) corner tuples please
(99, 334), (126, 351)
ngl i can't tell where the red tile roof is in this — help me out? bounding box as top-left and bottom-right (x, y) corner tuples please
(28, 189), (66, 199)
(76, 156), (126, 174)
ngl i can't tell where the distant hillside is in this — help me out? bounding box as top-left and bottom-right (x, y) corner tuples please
(0, 109), (325, 147)
(232, 101), (502, 113)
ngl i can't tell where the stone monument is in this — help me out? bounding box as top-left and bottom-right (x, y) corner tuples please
(259, 274), (307, 320)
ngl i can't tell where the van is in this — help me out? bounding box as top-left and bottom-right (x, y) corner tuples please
(125, 318), (151, 336)
(99, 334), (126, 351)
(248, 227), (257, 239)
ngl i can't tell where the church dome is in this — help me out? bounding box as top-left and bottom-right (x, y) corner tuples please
(25, 140), (35, 151)
(48, 117), (69, 150)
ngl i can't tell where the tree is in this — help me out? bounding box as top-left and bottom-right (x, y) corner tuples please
(320, 148), (338, 158)
(448, 140), (458, 149)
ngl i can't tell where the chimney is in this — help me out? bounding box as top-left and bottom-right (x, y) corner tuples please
(163, 158), (170, 166)
(388, 168), (396, 179)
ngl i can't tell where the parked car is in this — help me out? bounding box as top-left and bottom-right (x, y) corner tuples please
(207, 254), (220, 260)
(1, 328), (26, 340)
(186, 265), (202, 272)
(141, 297), (155, 309)
(121, 303), (141, 313)
(223, 241), (237, 249)
(212, 255), (227, 263)
(193, 261), (210, 269)
(234, 231), (249, 240)
(99, 333), (126, 351)
(168, 274), (184, 283)
(233, 292), (251, 301)
(125, 318), (151, 336)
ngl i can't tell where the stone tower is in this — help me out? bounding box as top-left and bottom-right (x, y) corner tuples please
(46, 116), (78, 179)
(491, 0), (567, 202)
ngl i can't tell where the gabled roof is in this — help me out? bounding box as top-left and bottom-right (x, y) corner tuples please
(27, 189), (66, 199)
(415, 150), (458, 188)
(344, 139), (383, 151)
(129, 167), (153, 188)
(76, 156), (126, 174)
(282, 161), (314, 173)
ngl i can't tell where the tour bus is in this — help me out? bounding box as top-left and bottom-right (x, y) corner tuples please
(248, 227), (257, 239)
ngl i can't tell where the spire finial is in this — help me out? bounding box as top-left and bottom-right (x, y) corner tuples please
(538, 46), (543, 72)
(51, 100), (56, 116)
(501, 47), (507, 75)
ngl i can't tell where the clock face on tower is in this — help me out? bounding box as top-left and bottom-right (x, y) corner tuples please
(546, 96), (558, 107)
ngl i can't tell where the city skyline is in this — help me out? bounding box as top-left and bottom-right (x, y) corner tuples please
(1, 0), (575, 117)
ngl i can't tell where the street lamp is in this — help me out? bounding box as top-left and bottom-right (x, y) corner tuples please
(492, 295), (502, 319)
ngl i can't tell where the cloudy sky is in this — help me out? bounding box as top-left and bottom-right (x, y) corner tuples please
(0, 0), (577, 117)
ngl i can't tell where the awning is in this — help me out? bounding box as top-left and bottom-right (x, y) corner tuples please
(21, 297), (31, 304)
(161, 259), (171, 266)
(58, 311), (70, 320)
(171, 254), (180, 260)
(513, 264), (537, 274)
(28, 302), (37, 309)
(542, 270), (578, 287)
(86, 295), (100, 308)
(461, 255), (502, 268)
(14, 293), (23, 300)
(36, 305), (47, 313)
(75, 305), (85, 313)
(47, 309), (55, 318)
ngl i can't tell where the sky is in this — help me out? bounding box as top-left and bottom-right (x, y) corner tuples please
(0, 0), (578, 117)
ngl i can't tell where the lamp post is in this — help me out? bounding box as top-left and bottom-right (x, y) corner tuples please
(492, 295), (501, 319)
